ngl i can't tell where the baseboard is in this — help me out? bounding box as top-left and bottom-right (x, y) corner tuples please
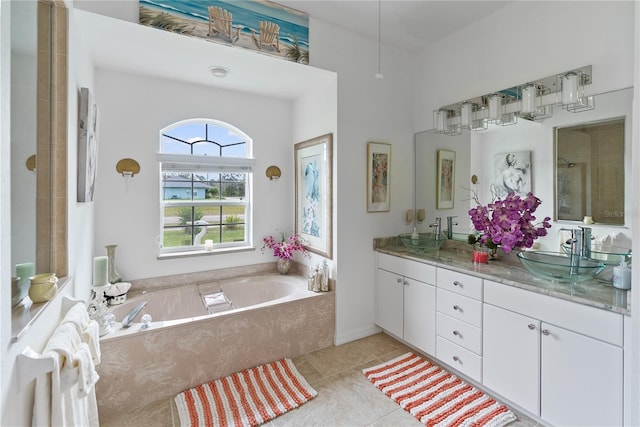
(334, 324), (381, 346)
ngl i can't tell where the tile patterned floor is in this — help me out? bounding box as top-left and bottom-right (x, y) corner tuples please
(99, 333), (539, 427)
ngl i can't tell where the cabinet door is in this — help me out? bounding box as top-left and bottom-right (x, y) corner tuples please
(541, 323), (623, 427)
(404, 277), (436, 355)
(483, 304), (540, 415)
(376, 269), (403, 338)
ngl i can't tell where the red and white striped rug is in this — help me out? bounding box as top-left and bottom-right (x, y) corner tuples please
(174, 358), (317, 427)
(363, 352), (517, 427)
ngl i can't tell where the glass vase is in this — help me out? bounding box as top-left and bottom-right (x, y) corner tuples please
(105, 244), (121, 283)
(277, 258), (291, 274)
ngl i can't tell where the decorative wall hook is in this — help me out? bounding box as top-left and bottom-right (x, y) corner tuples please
(265, 165), (281, 180)
(115, 158), (140, 177)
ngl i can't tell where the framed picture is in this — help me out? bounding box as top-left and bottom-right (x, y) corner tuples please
(77, 87), (99, 202)
(493, 151), (531, 197)
(295, 133), (333, 259)
(367, 142), (391, 212)
(436, 150), (455, 209)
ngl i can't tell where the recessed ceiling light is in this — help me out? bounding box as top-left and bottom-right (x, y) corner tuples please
(209, 66), (229, 78)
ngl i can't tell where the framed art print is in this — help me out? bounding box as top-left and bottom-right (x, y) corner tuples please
(295, 133), (333, 259)
(367, 142), (391, 212)
(436, 149), (455, 209)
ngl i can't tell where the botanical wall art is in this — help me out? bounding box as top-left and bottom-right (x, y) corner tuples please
(77, 87), (99, 202)
(139, 0), (310, 64)
(436, 150), (455, 209)
(367, 142), (391, 213)
(493, 150), (531, 197)
(295, 134), (333, 259)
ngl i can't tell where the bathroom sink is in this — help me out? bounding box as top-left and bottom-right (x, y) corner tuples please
(560, 243), (632, 265)
(517, 251), (605, 283)
(399, 232), (446, 253)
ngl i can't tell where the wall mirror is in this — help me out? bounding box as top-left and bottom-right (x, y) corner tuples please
(414, 87), (633, 241)
(555, 117), (625, 225)
(11, 0), (68, 340)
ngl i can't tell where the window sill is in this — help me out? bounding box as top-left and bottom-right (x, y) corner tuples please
(157, 245), (255, 260)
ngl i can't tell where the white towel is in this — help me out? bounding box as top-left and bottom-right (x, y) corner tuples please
(60, 302), (91, 335)
(82, 320), (101, 365)
(33, 322), (99, 427)
(59, 302), (101, 365)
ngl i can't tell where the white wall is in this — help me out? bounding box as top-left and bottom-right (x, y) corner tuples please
(93, 69), (298, 279)
(308, 18), (414, 344)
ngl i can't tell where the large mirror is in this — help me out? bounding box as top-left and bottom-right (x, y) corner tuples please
(10, 0), (68, 339)
(415, 87), (633, 250)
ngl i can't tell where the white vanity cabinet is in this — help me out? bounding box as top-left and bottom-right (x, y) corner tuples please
(483, 280), (624, 426)
(435, 268), (483, 382)
(376, 253), (437, 355)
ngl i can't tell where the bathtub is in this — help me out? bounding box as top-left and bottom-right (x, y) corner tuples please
(106, 274), (314, 335)
(96, 272), (334, 420)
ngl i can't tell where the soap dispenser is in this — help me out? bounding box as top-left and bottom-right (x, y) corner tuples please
(613, 256), (631, 290)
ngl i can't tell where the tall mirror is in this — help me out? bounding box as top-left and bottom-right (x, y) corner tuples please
(11, 0), (68, 339)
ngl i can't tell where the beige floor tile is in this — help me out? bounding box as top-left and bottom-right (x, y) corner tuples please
(368, 408), (425, 426)
(271, 378), (368, 427)
(100, 333), (539, 427)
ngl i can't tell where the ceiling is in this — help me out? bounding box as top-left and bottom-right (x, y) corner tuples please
(277, 1), (513, 51)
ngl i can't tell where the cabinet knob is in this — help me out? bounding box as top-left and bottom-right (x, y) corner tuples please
(542, 329), (551, 336)
(452, 356), (460, 362)
(453, 281), (463, 287)
(396, 278), (402, 284)
(453, 305), (461, 311)
(403, 280), (409, 286)
(453, 330), (461, 337)
(528, 324), (536, 330)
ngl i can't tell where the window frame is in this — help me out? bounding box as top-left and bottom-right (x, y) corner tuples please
(157, 119), (254, 255)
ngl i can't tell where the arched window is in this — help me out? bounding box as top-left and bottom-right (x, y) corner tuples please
(157, 119), (254, 254)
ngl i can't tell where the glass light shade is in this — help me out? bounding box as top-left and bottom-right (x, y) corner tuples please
(460, 102), (472, 129)
(434, 110), (446, 133)
(488, 94), (502, 122)
(521, 84), (537, 114)
(562, 72), (579, 105)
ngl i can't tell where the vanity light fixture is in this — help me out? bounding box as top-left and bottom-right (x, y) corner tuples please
(265, 165), (281, 180)
(208, 66), (229, 78)
(115, 158), (141, 177)
(433, 65), (594, 135)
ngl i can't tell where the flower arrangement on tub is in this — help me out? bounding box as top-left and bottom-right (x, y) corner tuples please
(261, 233), (309, 273)
(467, 189), (552, 256)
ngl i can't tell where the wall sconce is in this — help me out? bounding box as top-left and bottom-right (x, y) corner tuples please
(265, 165), (281, 180)
(25, 154), (36, 172)
(561, 71), (594, 112)
(115, 158), (141, 177)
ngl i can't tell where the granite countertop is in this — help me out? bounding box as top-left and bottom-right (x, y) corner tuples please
(374, 237), (630, 316)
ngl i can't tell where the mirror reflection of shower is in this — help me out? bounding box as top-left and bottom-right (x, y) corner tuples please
(558, 157), (576, 168)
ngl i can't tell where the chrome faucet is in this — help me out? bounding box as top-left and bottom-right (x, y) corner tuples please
(578, 226), (592, 258)
(446, 216), (458, 239)
(121, 301), (147, 328)
(429, 217), (442, 238)
(562, 228), (581, 276)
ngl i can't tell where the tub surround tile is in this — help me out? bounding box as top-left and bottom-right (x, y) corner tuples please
(96, 292), (334, 418)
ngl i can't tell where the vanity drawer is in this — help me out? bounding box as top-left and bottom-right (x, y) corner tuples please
(437, 336), (482, 383)
(377, 253), (436, 284)
(437, 288), (482, 328)
(437, 312), (482, 355)
(437, 268), (483, 300)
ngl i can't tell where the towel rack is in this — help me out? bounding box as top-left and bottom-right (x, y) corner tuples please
(16, 296), (85, 392)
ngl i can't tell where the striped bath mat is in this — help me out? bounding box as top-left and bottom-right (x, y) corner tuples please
(174, 358), (316, 427)
(363, 352), (517, 427)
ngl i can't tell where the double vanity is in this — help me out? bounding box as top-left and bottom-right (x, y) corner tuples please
(374, 238), (630, 426)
